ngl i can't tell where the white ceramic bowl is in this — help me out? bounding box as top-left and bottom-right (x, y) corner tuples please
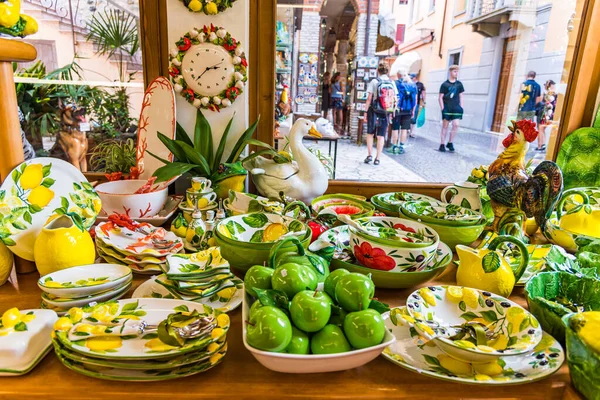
(38, 264), (132, 297)
(95, 179), (168, 218)
(242, 294), (395, 373)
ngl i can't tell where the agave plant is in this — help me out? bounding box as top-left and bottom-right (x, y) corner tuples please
(149, 110), (284, 198)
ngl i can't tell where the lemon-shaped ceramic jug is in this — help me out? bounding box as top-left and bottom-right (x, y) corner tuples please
(456, 235), (529, 297)
(33, 214), (95, 276)
(556, 189), (600, 238)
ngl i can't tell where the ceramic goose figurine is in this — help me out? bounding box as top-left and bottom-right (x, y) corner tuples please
(245, 119), (328, 203)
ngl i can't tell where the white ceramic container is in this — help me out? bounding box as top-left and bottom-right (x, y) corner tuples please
(95, 179), (168, 218)
(38, 264), (132, 297)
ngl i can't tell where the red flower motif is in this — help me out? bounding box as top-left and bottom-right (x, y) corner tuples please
(402, 237), (414, 243)
(353, 242), (396, 271)
(240, 57), (248, 67)
(223, 38), (237, 51)
(169, 66), (180, 77)
(183, 89), (195, 100)
(393, 223), (416, 233)
(177, 37), (191, 51)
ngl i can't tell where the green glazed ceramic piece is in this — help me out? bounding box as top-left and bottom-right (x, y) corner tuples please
(382, 307), (564, 385)
(401, 201), (487, 227)
(350, 216), (438, 248)
(406, 286), (543, 363)
(215, 213), (307, 244)
(556, 127), (600, 190)
(311, 194), (375, 219)
(316, 226), (451, 288)
(525, 272), (600, 345)
(562, 313), (600, 399)
(371, 192), (438, 217)
(543, 217), (598, 253)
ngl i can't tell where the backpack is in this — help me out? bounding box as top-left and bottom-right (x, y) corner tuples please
(373, 77), (396, 114)
(395, 80), (416, 113)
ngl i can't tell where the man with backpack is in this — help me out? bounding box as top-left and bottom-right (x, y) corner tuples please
(364, 63), (397, 165)
(389, 70), (417, 154)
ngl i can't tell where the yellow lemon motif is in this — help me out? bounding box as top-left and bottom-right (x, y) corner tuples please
(207, 342), (221, 353)
(204, 1), (218, 15)
(68, 307), (84, 323)
(263, 223), (289, 242)
(2, 307), (21, 328)
(476, 345), (496, 353)
(21, 14), (39, 36)
(211, 327), (226, 341)
(210, 352), (224, 364)
(144, 338), (177, 352)
(86, 336), (123, 351)
(533, 334), (555, 352)
(188, 0), (202, 11)
(28, 186), (55, 208)
(474, 374), (492, 381)
(473, 362), (503, 376)
(559, 208), (600, 237)
(453, 340), (476, 349)
(488, 334), (509, 351)
(217, 313), (230, 328)
(419, 288), (437, 306)
(21, 314), (35, 323)
(462, 288), (480, 309)
(75, 324), (95, 333)
(54, 317), (73, 331)
(569, 312), (600, 353)
(456, 246), (516, 298)
(217, 287), (236, 301)
(446, 286), (463, 304)
(0, 242), (14, 286)
(506, 307), (526, 334)
(20, 164), (44, 190)
(438, 354), (472, 376)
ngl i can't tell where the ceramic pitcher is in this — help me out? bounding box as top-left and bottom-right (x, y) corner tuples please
(441, 181), (483, 211)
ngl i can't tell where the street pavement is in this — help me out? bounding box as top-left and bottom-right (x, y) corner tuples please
(306, 119), (550, 183)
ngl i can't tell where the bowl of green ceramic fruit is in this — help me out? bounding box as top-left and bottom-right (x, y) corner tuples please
(214, 213), (311, 273)
(242, 252), (395, 373)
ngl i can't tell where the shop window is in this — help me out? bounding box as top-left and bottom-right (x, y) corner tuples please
(455, 0), (468, 15)
(448, 50), (462, 67)
(13, 2), (143, 175)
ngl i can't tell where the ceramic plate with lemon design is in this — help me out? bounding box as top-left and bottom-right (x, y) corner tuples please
(477, 231), (552, 286)
(95, 248), (162, 274)
(0, 158), (100, 261)
(406, 286), (543, 362)
(52, 299), (230, 360)
(38, 264), (132, 297)
(95, 222), (184, 257)
(216, 213), (306, 243)
(382, 307), (564, 385)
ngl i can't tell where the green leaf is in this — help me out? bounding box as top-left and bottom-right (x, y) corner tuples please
(174, 305), (189, 312)
(61, 197), (69, 210)
(242, 213), (269, 228)
(41, 178), (56, 188)
(11, 169), (21, 183)
(0, 191), (5, 202)
(176, 140), (211, 175)
(147, 149), (172, 165)
(23, 211), (32, 224)
(194, 110), (214, 166)
(12, 221), (27, 230)
(288, 220), (305, 233)
(458, 301), (467, 312)
(460, 312), (479, 321)
(121, 300), (139, 312)
(507, 336), (518, 347)
(368, 299), (390, 314)
(42, 164), (52, 177)
(213, 114), (235, 172)
(175, 122), (193, 147)
(423, 354), (441, 366)
(225, 220), (246, 236)
(157, 132), (187, 162)
(480, 310), (498, 323)
(142, 333), (158, 340)
(13, 321), (27, 331)
(254, 288), (289, 311)
(152, 162), (198, 183)
(1, 238), (16, 246)
(460, 198), (472, 209)
(482, 252), (501, 273)
(227, 116), (260, 163)
(519, 316), (530, 332)
(249, 230), (264, 243)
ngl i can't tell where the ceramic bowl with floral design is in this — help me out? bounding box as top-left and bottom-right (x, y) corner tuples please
(370, 192), (438, 217)
(348, 217), (439, 272)
(312, 194), (375, 220)
(95, 180), (168, 218)
(406, 286), (543, 364)
(401, 200), (487, 227)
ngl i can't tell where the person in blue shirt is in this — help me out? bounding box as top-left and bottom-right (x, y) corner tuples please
(389, 70), (417, 154)
(517, 71), (542, 123)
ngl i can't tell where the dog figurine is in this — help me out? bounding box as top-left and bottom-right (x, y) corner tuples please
(56, 101), (89, 172)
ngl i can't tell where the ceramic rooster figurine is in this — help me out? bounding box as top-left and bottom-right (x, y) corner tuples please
(486, 120), (563, 241)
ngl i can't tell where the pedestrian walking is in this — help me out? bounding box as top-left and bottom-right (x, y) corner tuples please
(410, 73), (426, 138)
(517, 70), (542, 123)
(331, 72), (344, 133)
(438, 65), (464, 153)
(321, 71), (331, 120)
(535, 80), (557, 152)
(364, 63), (397, 165)
(389, 70), (417, 154)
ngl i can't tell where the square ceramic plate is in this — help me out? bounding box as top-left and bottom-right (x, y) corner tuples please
(0, 309), (58, 376)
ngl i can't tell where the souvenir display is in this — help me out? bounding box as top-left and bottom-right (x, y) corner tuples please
(0, 158), (100, 261)
(487, 120), (563, 242)
(135, 76), (176, 181)
(405, 286), (543, 364)
(314, 225), (452, 289)
(0, 308), (57, 376)
(370, 191), (438, 217)
(38, 264), (132, 297)
(556, 127), (600, 190)
(311, 194), (375, 220)
(563, 312), (600, 399)
(245, 119), (329, 203)
(242, 272), (395, 373)
(178, 0), (237, 15)
(170, 26), (247, 111)
(97, 195), (182, 226)
(441, 181), (483, 211)
(51, 299), (229, 381)
(401, 201), (487, 226)
(383, 306), (564, 385)
(33, 215), (96, 276)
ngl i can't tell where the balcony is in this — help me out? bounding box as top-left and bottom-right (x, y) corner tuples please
(466, 0), (537, 37)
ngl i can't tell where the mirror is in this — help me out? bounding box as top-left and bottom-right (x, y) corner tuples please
(273, 0), (583, 183)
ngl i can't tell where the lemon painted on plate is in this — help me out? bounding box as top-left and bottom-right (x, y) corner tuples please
(462, 288), (480, 309)
(263, 223), (288, 242)
(438, 354), (472, 375)
(446, 286), (463, 304)
(1, 307), (21, 328)
(217, 287), (236, 301)
(418, 288), (437, 306)
(28, 186), (55, 208)
(473, 362), (503, 376)
(20, 164), (44, 190)
(144, 338), (177, 352)
(54, 317), (73, 331)
(86, 336), (123, 351)
(210, 351), (224, 364)
(506, 307), (526, 335)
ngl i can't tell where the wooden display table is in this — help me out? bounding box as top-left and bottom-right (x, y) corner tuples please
(0, 264), (581, 399)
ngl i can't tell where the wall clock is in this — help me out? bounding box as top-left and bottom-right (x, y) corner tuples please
(169, 25), (247, 111)
(179, 0), (237, 15)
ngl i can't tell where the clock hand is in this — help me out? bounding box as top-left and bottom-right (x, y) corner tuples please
(196, 67), (210, 81)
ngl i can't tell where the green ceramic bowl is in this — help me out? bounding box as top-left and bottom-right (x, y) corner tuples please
(544, 217), (599, 253)
(563, 313), (600, 400)
(312, 226), (452, 289)
(400, 201), (487, 227)
(400, 209), (485, 250)
(214, 213), (311, 274)
(525, 271), (600, 345)
(371, 192), (438, 217)
(311, 194), (375, 219)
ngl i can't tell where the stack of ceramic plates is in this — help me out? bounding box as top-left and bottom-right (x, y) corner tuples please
(51, 298), (229, 381)
(95, 221), (184, 274)
(38, 264), (133, 315)
(133, 248), (243, 312)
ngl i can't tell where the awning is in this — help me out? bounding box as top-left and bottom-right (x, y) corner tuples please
(390, 51), (422, 76)
(376, 3), (396, 52)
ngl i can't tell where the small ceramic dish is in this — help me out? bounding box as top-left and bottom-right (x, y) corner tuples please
(96, 195), (182, 226)
(242, 294), (395, 373)
(223, 198), (245, 216)
(382, 307), (564, 385)
(0, 309), (58, 376)
(313, 226), (452, 288)
(95, 239), (167, 265)
(95, 248), (163, 274)
(38, 264), (132, 297)
(178, 201), (218, 214)
(350, 216), (439, 248)
(543, 217), (598, 253)
(165, 248), (230, 278)
(95, 222), (184, 257)
(401, 201), (487, 227)
(96, 179), (168, 218)
(41, 281), (132, 309)
(405, 286), (543, 364)
(311, 194), (375, 220)
(216, 213), (307, 244)
(371, 192), (438, 217)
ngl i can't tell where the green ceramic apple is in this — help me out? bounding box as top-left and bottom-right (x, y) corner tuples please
(311, 324), (351, 354)
(289, 290), (332, 333)
(244, 265), (274, 297)
(343, 309), (385, 349)
(324, 268), (350, 299)
(328, 308), (348, 327)
(271, 263), (318, 298)
(248, 299), (265, 319)
(246, 306), (293, 352)
(285, 326), (310, 354)
(334, 273), (375, 312)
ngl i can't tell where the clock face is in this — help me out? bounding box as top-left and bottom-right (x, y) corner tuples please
(181, 43), (235, 97)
